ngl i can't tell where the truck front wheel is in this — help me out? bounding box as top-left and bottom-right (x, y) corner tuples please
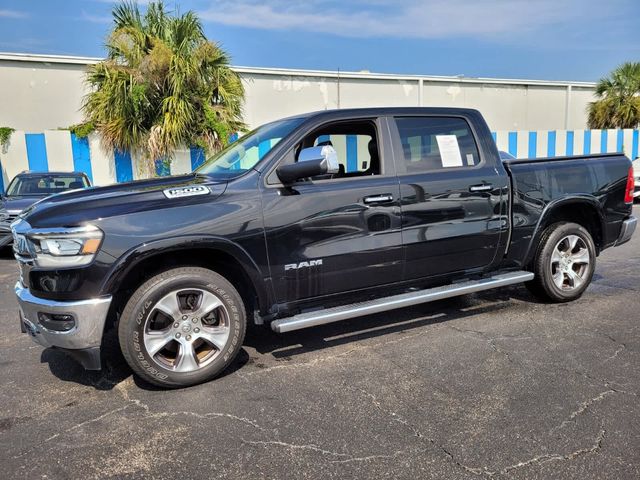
(118, 267), (246, 388)
(527, 222), (596, 303)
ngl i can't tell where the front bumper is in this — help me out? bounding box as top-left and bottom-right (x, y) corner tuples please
(15, 282), (112, 369)
(615, 216), (637, 246)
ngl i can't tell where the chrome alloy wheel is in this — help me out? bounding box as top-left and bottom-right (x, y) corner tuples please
(550, 235), (591, 291)
(143, 288), (230, 373)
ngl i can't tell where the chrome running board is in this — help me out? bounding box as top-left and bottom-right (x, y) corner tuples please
(271, 271), (534, 333)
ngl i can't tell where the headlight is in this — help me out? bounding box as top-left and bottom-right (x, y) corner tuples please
(27, 225), (103, 268)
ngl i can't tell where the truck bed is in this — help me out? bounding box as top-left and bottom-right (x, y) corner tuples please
(503, 152), (632, 267)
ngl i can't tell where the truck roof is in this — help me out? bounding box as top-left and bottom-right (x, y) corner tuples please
(289, 106), (482, 122)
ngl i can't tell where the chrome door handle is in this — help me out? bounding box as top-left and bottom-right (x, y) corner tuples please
(469, 184), (493, 192)
(363, 194), (394, 204)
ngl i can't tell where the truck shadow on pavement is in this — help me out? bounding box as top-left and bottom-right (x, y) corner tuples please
(39, 284), (538, 390)
(244, 285), (537, 361)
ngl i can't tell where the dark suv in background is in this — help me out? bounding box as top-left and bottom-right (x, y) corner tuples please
(0, 171), (91, 248)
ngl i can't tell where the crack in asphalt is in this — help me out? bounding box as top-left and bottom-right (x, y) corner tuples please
(356, 382), (610, 477)
(240, 439), (409, 464)
(114, 379), (264, 430)
(447, 325), (526, 367)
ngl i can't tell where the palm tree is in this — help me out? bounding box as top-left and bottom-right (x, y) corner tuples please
(588, 62), (640, 129)
(82, 1), (245, 176)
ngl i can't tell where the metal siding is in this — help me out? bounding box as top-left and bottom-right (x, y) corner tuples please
(508, 132), (517, 157)
(555, 131), (567, 158)
(44, 130), (74, 172)
(346, 134), (358, 172)
(155, 158), (170, 176)
(88, 134), (115, 186)
(617, 130), (625, 153)
(495, 131), (509, 153)
(70, 133), (93, 182)
(515, 131), (528, 159)
(566, 131), (574, 156)
(583, 130), (592, 154)
(114, 149), (133, 183)
(170, 148), (192, 175)
(25, 133), (48, 171)
(536, 131), (549, 158)
(528, 132), (537, 158)
(547, 131), (556, 157)
(1, 130), (29, 187)
(190, 147), (206, 170)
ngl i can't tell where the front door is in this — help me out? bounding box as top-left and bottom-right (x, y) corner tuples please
(261, 118), (403, 304)
(390, 115), (506, 280)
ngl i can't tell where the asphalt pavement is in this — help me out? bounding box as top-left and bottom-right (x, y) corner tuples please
(1, 207), (639, 479)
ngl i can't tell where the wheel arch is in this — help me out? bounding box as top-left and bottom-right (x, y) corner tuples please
(101, 236), (273, 327)
(524, 195), (606, 266)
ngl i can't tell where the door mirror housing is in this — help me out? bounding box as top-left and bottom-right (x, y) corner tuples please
(277, 145), (339, 184)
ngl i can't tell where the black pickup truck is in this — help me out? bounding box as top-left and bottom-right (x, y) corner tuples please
(12, 108), (637, 388)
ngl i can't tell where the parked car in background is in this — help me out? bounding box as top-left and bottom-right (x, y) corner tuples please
(0, 171), (91, 248)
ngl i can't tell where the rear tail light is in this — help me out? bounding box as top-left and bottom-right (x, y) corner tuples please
(624, 167), (634, 203)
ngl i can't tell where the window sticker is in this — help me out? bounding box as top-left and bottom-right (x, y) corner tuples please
(466, 153), (475, 166)
(436, 135), (463, 167)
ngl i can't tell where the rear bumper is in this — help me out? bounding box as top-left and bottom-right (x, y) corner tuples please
(15, 282), (112, 369)
(615, 216), (637, 246)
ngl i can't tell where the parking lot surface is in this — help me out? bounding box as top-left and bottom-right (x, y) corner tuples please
(1, 207), (639, 479)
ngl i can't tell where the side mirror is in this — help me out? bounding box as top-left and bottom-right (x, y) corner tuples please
(277, 145), (339, 184)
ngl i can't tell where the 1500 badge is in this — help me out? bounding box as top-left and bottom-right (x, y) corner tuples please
(163, 185), (211, 199)
(285, 259), (323, 271)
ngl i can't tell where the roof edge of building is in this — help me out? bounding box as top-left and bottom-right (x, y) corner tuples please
(0, 51), (596, 88)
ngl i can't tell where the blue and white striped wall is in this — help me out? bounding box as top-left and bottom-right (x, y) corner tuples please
(1, 128), (639, 192)
(0, 130), (208, 191)
(492, 129), (640, 160)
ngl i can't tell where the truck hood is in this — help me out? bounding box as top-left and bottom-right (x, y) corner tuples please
(21, 173), (227, 229)
(1, 195), (45, 214)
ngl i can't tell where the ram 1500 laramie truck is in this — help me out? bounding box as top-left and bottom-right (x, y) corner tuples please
(12, 108), (637, 388)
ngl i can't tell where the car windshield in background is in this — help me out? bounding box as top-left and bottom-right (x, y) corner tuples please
(196, 117), (305, 179)
(6, 175), (89, 197)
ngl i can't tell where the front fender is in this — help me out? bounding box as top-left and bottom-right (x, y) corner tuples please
(99, 235), (273, 314)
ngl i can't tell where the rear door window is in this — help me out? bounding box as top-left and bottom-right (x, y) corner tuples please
(394, 117), (481, 173)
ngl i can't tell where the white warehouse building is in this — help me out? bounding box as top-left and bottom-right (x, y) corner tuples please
(0, 52), (596, 132)
(1, 52), (638, 190)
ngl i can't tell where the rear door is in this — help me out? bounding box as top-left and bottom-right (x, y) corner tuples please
(261, 117), (403, 304)
(389, 115), (506, 280)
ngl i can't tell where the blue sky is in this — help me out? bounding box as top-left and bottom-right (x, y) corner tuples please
(0, 0), (638, 81)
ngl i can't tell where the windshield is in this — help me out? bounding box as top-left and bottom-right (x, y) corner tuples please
(196, 117), (305, 178)
(6, 174), (89, 197)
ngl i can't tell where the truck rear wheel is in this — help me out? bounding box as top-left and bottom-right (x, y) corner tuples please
(118, 267), (246, 388)
(527, 222), (596, 303)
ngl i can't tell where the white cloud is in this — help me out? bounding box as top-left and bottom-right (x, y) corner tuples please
(0, 9), (28, 19)
(197, 0), (625, 39)
(81, 10), (111, 24)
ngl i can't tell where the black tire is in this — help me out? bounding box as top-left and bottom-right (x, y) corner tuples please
(526, 222), (596, 303)
(118, 267), (246, 388)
